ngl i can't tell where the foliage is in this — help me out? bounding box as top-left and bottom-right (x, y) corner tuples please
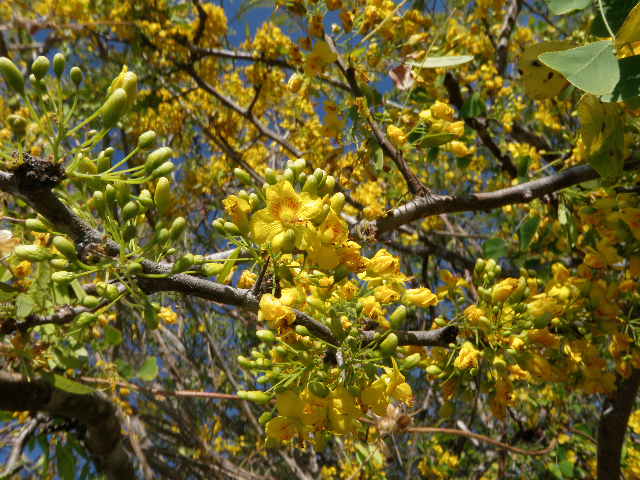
(0, 0), (639, 479)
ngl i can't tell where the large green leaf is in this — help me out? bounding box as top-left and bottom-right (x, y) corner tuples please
(406, 55), (473, 68)
(602, 55), (640, 102)
(577, 94), (625, 177)
(137, 356), (159, 381)
(539, 40), (619, 95)
(545, 0), (591, 15)
(592, 0), (639, 37)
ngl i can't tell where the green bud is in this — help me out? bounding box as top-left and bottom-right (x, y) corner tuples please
(70, 66), (83, 86)
(25, 218), (48, 232)
(81, 295), (101, 308)
(121, 71), (138, 107)
(154, 228), (170, 245)
(105, 184), (117, 211)
(97, 151), (111, 172)
(169, 217), (187, 239)
(302, 174), (318, 195)
(264, 168), (278, 185)
(151, 161), (174, 178)
(52, 236), (77, 259)
(224, 221), (241, 236)
(144, 147), (173, 173)
(271, 228), (295, 253)
(114, 181), (131, 206)
(92, 191), (106, 214)
(308, 381), (330, 398)
(330, 192), (346, 214)
(31, 56), (50, 80)
(137, 130), (157, 149)
(154, 177), (171, 214)
(401, 353), (421, 370)
(121, 201), (139, 222)
(426, 365), (442, 376)
(320, 175), (335, 195)
(76, 312), (98, 327)
(0, 57), (24, 95)
(14, 245), (52, 262)
(52, 271), (75, 284)
(380, 332), (398, 356)
(282, 168), (296, 184)
(104, 284), (120, 300)
(138, 189), (153, 209)
(234, 167), (252, 185)
(256, 329), (276, 343)
(172, 253), (195, 273)
(99, 88), (127, 128)
(7, 114), (27, 135)
(126, 262), (143, 274)
(202, 262), (225, 276)
(474, 259), (486, 276)
(295, 324), (311, 337)
(390, 305), (407, 329)
(50, 258), (69, 269)
(53, 53), (65, 77)
(258, 411), (273, 425)
(212, 218), (226, 235)
(238, 390), (271, 404)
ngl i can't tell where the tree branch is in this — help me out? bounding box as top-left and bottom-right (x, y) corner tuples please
(0, 371), (134, 480)
(496, 0), (523, 75)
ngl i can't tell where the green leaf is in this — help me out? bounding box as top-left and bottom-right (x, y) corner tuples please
(602, 55), (640, 102)
(104, 324), (123, 346)
(592, 0), (639, 37)
(15, 293), (35, 319)
(45, 373), (95, 395)
(406, 55), (473, 68)
(415, 132), (457, 147)
(217, 248), (240, 285)
(483, 238), (508, 259)
(137, 356), (159, 381)
(116, 359), (135, 379)
(460, 91), (487, 118)
(577, 94), (625, 177)
(545, 0), (591, 14)
(56, 442), (76, 480)
(558, 459), (575, 477)
(519, 216), (541, 250)
(539, 40), (620, 95)
(617, 2), (640, 46)
(374, 148), (384, 172)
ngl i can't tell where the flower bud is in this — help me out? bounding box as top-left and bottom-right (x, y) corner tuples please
(81, 295), (101, 308)
(426, 365), (442, 376)
(390, 305), (407, 329)
(238, 390), (271, 404)
(25, 218), (48, 232)
(309, 381), (330, 398)
(144, 146), (173, 173)
(234, 167), (252, 185)
(258, 411), (273, 425)
(271, 228), (296, 253)
(121, 201), (139, 221)
(154, 177), (171, 214)
(7, 114), (27, 136)
(0, 57), (24, 95)
(169, 216), (187, 239)
(202, 262), (225, 276)
(295, 324), (311, 336)
(401, 352), (421, 370)
(138, 189), (153, 209)
(151, 161), (174, 178)
(264, 168), (278, 185)
(52, 236), (77, 259)
(256, 329), (276, 343)
(31, 56), (50, 80)
(99, 88), (127, 128)
(126, 262), (143, 274)
(380, 332), (398, 356)
(14, 245), (52, 262)
(287, 72), (304, 92)
(53, 53), (66, 77)
(52, 271), (75, 284)
(137, 130), (157, 149)
(70, 66), (83, 86)
(330, 192), (346, 214)
(224, 221), (241, 236)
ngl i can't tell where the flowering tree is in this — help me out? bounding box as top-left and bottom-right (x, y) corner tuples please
(0, 0), (639, 478)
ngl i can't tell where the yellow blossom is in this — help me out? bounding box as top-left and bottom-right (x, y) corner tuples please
(387, 125), (407, 146)
(454, 342), (482, 370)
(158, 307), (178, 324)
(403, 288), (438, 308)
(304, 40), (337, 76)
(259, 293), (296, 329)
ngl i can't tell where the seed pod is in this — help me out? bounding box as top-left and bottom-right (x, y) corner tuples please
(53, 53), (65, 77)
(240, 390), (271, 405)
(390, 305), (407, 329)
(70, 66), (83, 86)
(81, 295), (101, 308)
(144, 146), (173, 173)
(330, 192), (346, 214)
(0, 57), (24, 95)
(151, 161), (174, 178)
(256, 329), (276, 343)
(234, 167), (252, 185)
(14, 245), (52, 262)
(31, 56), (50, 80)
(25, 218), (48, 232)
(99, 88), (127, 128)
(137, 130), (157, 149)
(126, 262), (143, 275)
(52, 236), (77, 259)
(169, 217), (187, 239)
(154, 177), (171, 214)
(52, 271), (75, 284)
(380, 332), (398, 356)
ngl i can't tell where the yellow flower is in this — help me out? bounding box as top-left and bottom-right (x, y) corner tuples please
(446, 120), (465, 137)
(328, 386), (361, 434)
(387, 125), (407, 146)
(223, 195), (251, 233)
(448, 140), (471, 157)
(265, 416), (301, 441)
(374, 285), (401, 304)
(403, 288), (438, 308)
(14, 260), (32, 278)
(454, 341), (482, 370)
(366, 249), (400, 277)
(304, 40), (337, 76)
(158, 307), (178, 324)
(276, 390), (304, 417)
(491, 277), (519, 302)
(259, 294), (296, 329)
(238, 270), (257, 288)
(251, 181), (323, 250)
(430, 101), (455, 121)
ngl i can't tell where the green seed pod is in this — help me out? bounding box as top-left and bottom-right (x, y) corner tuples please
(330, 192), (346, 214)
(309, 381), (330, 398)
(202, 262), (224, 276)
(52, 236), (77, 259)
(169, 216), (187, 239)
(271, 228), (295, 253)
(31, 56), (50, 80)
(151, 161), (174, 178)
(137, 130), (157, 149)
(14, 245), (53, 262)
(242, 390), (271, 404)
(295, 324), (311, 337)
(258, 411), (273, 425)
(171, 254), (195, 273)
(144, 147), (173, 173)
(401, 352), (421, 370)
(126, 262), (143, 275)
(0, 57), (24, 95)
(256, 329), (276, 343)
(121, 201), (139, 222)
(7, 114), (27, 136)
(154, 228), (170, 245)
(224, 221), (241, 236)
(99, 87), (127, 128)
(264, 168), (278, 185)
(390, 305), (407, 329)
(426, 365), (442, 376)
(25, 218), (48, 233)
(81, 295), (101, 309)
(380, 332), (398, 356)
(50, 258), (69, 269)
(234, 167), (252, 185)
(53, 53), (65, 77)
(70, 66), (83, 86)
(52, 271), (75, 284)
(138, 189), (153, 209)
(154, 177), (171, 214)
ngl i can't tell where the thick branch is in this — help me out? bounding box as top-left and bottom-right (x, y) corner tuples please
(0, 371), (134, 480)
(496, 0), (522, 75)
(361, 326), (458, 347)
(597, 369), (640, 480)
